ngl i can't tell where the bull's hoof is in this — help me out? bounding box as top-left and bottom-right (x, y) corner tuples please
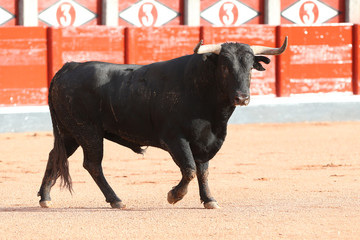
(167, 190), (182, 204)
(110, 201), (126, 209)
(204, 201), (220, 209)
(39, 200), (52, 208)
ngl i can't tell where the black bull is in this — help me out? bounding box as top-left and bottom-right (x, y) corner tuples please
(38, 38), (287, 209)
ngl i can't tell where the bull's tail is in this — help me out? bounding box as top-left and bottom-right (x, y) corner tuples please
(47, 65), (73, 192)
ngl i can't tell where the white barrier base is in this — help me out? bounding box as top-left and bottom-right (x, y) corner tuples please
(1, 94), (360, 133)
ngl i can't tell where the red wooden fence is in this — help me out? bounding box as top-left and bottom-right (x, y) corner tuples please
(277, 24), (353, 96)
(0, 27), (48, 105)
(48, 26), (125, 83)
(125, 26), (200, 64)
(0, 24), (360, 106)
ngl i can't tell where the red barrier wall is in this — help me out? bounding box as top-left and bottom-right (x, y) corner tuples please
(48, 26), (125, 82)
(277, 24), (353, 96)
(0, 0), (16, 26)
(0, 27), (48, 106)
(202, 25), (276, 95)
(354, 25), (360, 95)
(1, 24), (360, 106)
(125, 26), (200, 64)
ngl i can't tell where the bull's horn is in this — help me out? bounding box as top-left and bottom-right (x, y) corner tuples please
(193, 40), (203, 53)
(196, 43), (222, 55)
(250, 36), (288, 55)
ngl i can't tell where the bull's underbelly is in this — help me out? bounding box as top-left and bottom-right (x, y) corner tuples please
(101, 92), (227, 159)
(102, 117), (159, 147)
(100, 93), (158, 143)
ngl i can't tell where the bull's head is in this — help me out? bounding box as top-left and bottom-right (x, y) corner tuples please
(194, 37), (288, 106)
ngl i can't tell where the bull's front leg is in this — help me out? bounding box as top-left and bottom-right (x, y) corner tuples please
(164, 138), (196, 205)
(196, 161), (220, 209)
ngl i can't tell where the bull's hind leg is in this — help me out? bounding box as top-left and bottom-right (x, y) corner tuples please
(165, 138), (197, 205)
(81, 136), (125, 209)
(196, 161), (220, 209)
(38, 136), (79, 208)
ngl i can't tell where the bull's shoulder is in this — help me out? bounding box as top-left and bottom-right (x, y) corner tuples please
(148, 54), (196, 68)
(134, 54), (198, 82)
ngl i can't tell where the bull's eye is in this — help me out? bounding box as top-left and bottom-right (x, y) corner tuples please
(222, 66), (229, 76)
(248, 72), (251, 87)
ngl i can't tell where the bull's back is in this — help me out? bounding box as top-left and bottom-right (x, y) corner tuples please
(49, 61), (159, 145)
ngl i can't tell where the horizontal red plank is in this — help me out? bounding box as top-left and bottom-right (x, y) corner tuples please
(0, 48), (47, 66)
(202, 25), (276, 45)
(0, 88), (48, 106)
(126, 26), (200, 64)
(0, 27), (48, 106)
(353, 24), (360, 94)
(0, 27), (47, 39)
(0, 66), (49, 88)
(282, 63), (352, 79)
(278, 24), (353, 96)
(48, 26), (126, 82)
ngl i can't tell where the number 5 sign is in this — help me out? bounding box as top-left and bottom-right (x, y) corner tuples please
(38, 0), (97, 27)
(281, 0), (341, 24)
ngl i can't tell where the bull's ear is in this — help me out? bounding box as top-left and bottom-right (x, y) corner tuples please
(253, 56), (270, 71)
(202, 53), (217, 65)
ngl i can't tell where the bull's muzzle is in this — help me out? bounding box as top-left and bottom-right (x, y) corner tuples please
(234, 92), (250, 106)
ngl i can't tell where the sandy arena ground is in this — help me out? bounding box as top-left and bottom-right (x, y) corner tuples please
(0, 122), (359, 239)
